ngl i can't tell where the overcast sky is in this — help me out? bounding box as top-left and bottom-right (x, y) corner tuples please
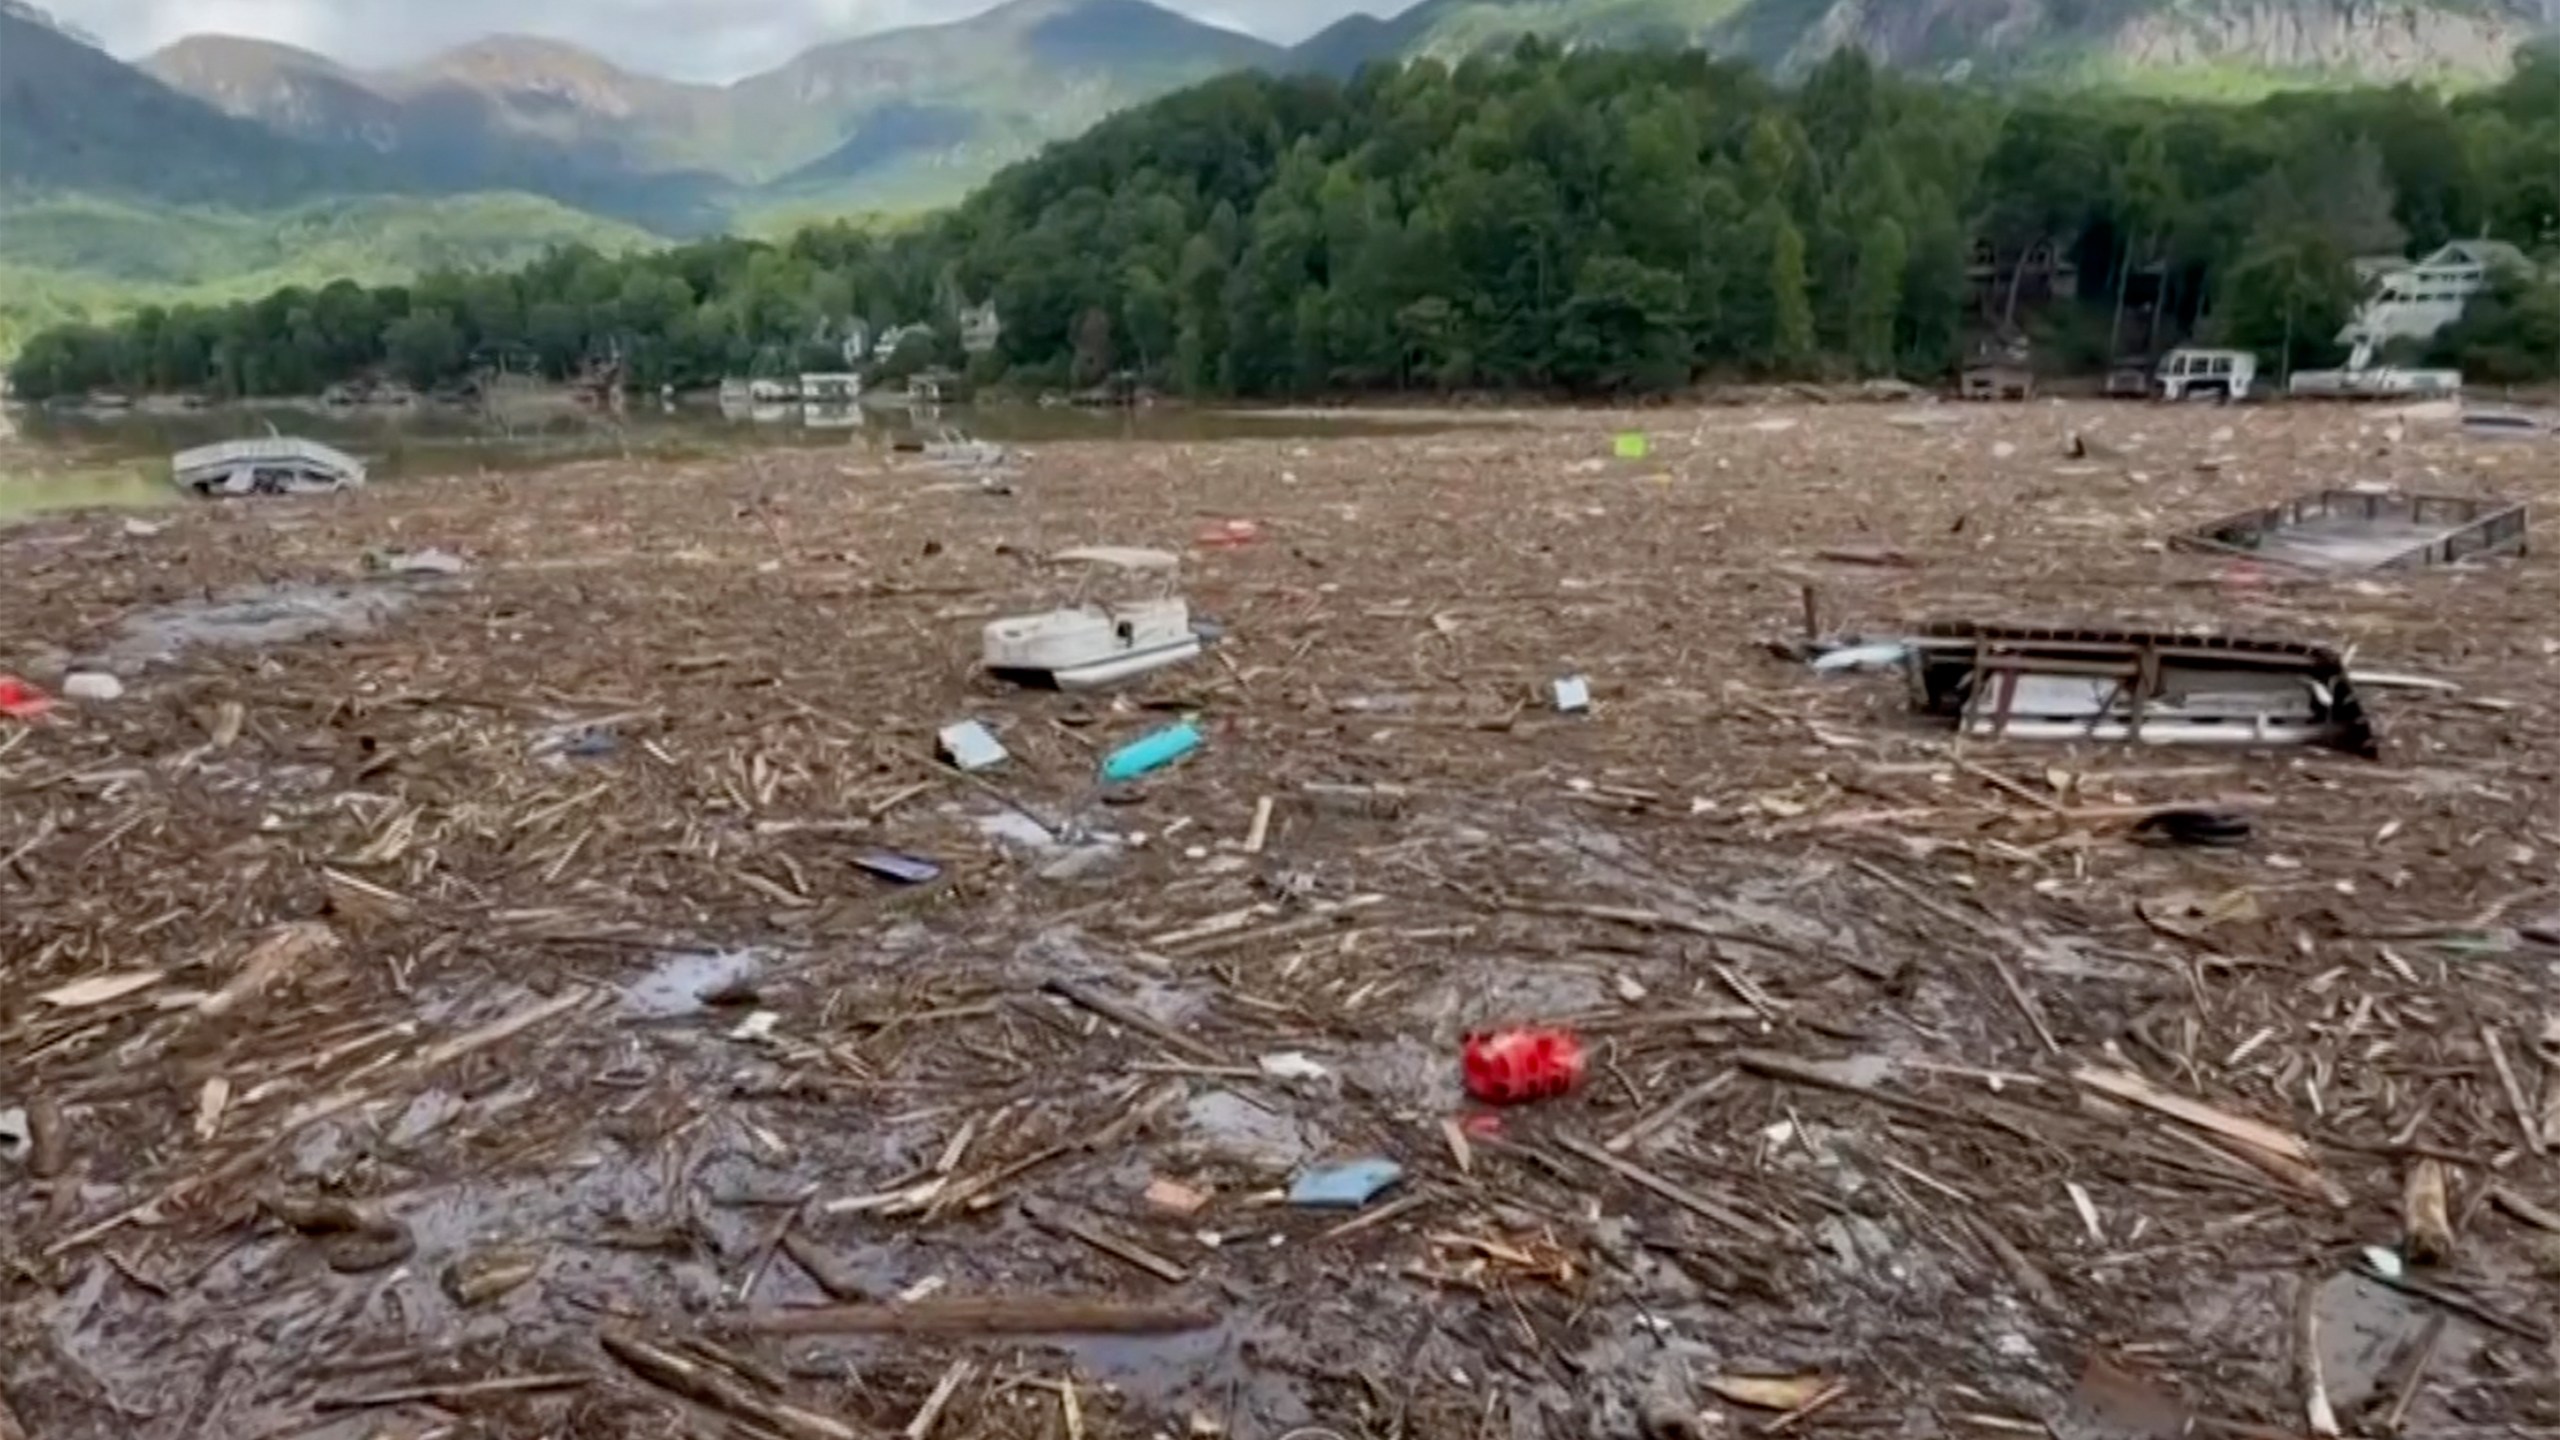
(43, 0), (1399, 80)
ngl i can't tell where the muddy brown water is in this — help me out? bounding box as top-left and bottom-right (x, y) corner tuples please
(9, 401), (2557, 1440)
(0, 401), (1476, 521)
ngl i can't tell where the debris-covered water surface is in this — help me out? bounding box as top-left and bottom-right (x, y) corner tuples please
(3, 401), (2557, 1440)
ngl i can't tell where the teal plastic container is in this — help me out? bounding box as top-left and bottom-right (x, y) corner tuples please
(1100, 720), (1202, 782)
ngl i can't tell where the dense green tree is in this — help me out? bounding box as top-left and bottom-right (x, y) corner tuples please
(526, 302), (585, 375)
(1121, 262), (1176, 375)
(1071, 306), (1116, 387)
(382, 308), (464, 389)
(875, 328), (943, 382)
(15, 44), (2560, 403)
(1768, 209), (1815, 370)
(1849, 219), (1908, 376)
(1172, 232), (1231, 394)
(2212, 226), (2362, 375)
(1796, 48), (1881, 172)
(2430, 264), (2560, 382)
(1897, 188), (1970, 375)
(1556, 255), (1688, 392)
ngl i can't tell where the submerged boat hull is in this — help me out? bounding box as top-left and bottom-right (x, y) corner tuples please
(989, 637), (1204, 691)
(171, 437), (366, 497)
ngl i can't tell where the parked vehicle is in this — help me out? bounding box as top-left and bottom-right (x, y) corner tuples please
(2153, 348), (2257, 402)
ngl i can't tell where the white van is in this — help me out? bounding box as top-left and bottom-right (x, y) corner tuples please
(2154, 348), (2257, 402)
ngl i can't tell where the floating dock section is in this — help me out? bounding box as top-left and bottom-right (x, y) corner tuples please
(2173, 489), (2527, 572)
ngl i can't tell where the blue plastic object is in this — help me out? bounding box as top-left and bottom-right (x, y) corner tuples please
(1100, 721), (1202, 783)
(938, 720), (1008, 772)
(1287, 1158), (1404, 1208)
(853, 851), (943, 885)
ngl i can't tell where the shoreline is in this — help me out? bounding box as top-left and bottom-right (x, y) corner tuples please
(19, 364), (2560, 423)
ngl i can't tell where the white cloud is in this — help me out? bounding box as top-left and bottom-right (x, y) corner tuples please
(44, 0), (1402, 81)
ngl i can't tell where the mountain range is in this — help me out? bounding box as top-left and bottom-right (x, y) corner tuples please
(13, 0), (2556, 233)
(1295, 0), (2560, 86)
(2, 0), (2556, 353)
(125, 0), (1289, 231)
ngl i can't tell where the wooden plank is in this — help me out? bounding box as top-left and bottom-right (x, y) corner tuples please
(733, 1297), (1217, 1337)
(1040, 979), (1224, 1066)
(2481, 1026), (2546, 1156)
(1554, 1133), (1777, 1243)
(2074, 1065), (2313, 1165)
(1022, 1201), (1188, 1284)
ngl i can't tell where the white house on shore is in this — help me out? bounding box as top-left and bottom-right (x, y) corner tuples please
(958, 301), (1003, 356)
(871, 322), (937, 361)
(2337, 240), (2534, 361)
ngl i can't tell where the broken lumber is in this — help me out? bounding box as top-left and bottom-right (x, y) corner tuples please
(2481, 1026), (2545, 1156)
(1554, 1133), (1778, 1243)
(1736, 1050), (1976, 1129)
(732, 1297), (1218, 1337)
(2490, 1185), (2560, 1233)
(600, 1329), (856, 1440)
(2403, 1160), (2453, 1265)
(1041, 978), (1224, 1065)
(2073, 1066), (2314, 1165)
(1022, 1200), (1189, 1283)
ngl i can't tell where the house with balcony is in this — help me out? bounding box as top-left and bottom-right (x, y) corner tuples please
(2337, 240), (2534, 362)
(1966, 238), (2078, 323)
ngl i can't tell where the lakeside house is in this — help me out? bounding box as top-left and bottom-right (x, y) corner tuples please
(861, 301), (1002, 366)
(2338, 240), (2534, 358)
(959, 301), (1003, 356)
(872, 322), (937, 361)
(1967, 238), (2078, 322)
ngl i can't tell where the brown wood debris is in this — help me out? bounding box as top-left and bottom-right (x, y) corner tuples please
(3, 401), (2555, 1440)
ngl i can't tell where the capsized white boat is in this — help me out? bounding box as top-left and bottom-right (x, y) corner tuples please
(170, 436), (366, 497)
(983, 545), (1203, 691)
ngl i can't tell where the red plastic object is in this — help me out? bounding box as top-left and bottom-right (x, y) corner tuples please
(1462, 1027), (1586, 1105)
(1194, 519), (1261, 548)
(0, 676), (53, 721)
(2220, 560), (2266, 591)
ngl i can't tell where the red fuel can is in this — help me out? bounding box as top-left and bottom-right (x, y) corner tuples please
(1462, 1027), (1586, 1105)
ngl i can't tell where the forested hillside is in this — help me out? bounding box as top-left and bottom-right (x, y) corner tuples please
(0, 193), (661, 362)
(1291, 0), (2560, 90)
(14, 41), (2560, 401)
(0, 0), (1282, 363)
(0, 3), (385, 204)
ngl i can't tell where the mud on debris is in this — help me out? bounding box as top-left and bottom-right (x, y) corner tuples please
(3, 401), (2558, 1440)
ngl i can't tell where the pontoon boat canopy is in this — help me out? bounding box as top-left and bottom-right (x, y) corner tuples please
(1050, 546), (1180, 571)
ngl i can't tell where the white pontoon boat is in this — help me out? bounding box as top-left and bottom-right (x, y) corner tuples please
(982, 546), (1201, 691)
